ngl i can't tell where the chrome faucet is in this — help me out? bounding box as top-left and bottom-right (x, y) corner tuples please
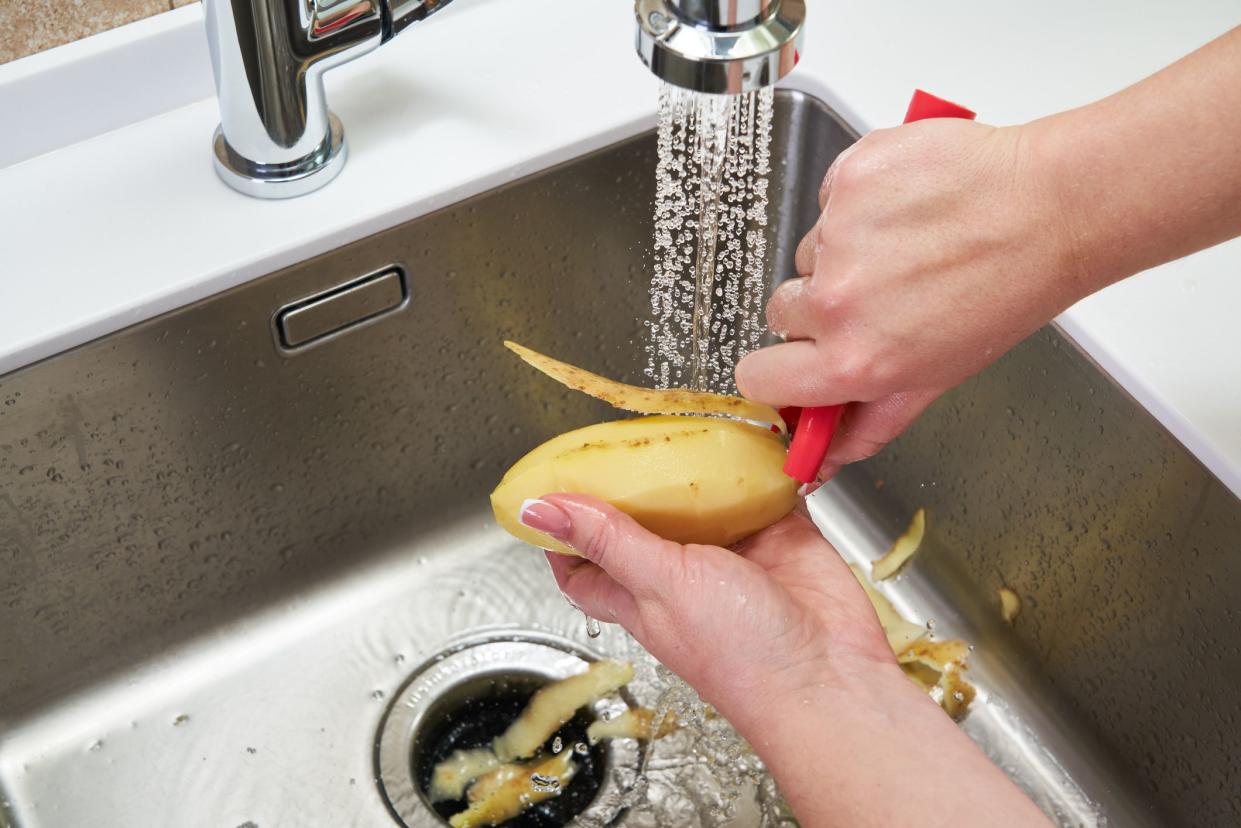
(202, 0), (449, 198)
(202, 0), (802, 198)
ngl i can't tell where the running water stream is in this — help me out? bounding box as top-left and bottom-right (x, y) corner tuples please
(615, 83), (793, 826)
(647, 84), (775, 394)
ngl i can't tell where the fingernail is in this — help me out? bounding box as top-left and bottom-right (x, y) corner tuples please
(520, 498), (571, 540)
(797, 476), (826, 498)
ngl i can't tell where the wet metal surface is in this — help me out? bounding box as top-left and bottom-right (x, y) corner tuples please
(1, 91), (1238, 826)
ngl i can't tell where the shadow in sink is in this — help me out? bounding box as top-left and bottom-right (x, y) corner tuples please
(1, 90), (1238, 827)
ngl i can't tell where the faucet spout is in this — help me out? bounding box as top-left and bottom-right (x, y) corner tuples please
(202, 0), (794, 199)
(635, 0), (804, 94)
(203, 0), (452, 198)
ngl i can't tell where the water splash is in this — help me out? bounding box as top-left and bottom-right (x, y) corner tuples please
(579, 637), (795, 828)
(647, 84), (775, 393)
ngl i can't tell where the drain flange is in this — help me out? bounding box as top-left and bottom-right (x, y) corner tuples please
(376, 633), (640, 827)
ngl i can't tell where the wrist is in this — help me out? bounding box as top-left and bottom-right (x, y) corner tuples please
(1020, 115), (1120, 308)
(716, 650), (905, 747)
(720, 658), (1047, 827)
(694, 622), (899, 738)
(725, 659), (932, 822)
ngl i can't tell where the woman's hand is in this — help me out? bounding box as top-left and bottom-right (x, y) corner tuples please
(736, 25), (1241, 485)
(522, 494), (894, 717)
(520, 494), (1051, 827)
(735, 117), (1086, 482)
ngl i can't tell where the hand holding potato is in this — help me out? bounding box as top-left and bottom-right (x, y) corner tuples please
(524, 496), (891, 715)
(521, 495), (1050, 827)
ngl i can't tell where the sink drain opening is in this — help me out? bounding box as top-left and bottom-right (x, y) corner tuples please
(376, 633), (641, 828)
(413, 671), (608, 826)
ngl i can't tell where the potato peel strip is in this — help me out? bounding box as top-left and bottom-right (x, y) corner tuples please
(505, 341), (785, 432)
(872, 508), (926, 581)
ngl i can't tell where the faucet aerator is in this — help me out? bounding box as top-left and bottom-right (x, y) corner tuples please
(634, 0), (805, 95)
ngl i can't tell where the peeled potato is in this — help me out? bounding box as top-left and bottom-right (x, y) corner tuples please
(493, 342), (797, 553)
(492, 415), (797, 555)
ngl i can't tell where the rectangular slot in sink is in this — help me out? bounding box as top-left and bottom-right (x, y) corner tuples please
(1, 90), (1238, 827)
(274, 266), (409, 352)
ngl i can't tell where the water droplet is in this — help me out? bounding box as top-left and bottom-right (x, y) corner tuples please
(530, 773), (560, 794)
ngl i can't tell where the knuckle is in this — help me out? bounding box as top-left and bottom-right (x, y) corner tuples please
(794, 236), (817, 274)
(578, 518), (616, 566)
(832, 349), (878, 392)
(814, 219), (832, 247)
(828, 151), (864, 194)
(808, 283), (844, 317)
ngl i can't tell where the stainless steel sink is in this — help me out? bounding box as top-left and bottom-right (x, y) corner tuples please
(1, 90), (1238, 828)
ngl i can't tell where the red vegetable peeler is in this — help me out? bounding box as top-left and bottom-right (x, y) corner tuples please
(782, 90), (976, 484)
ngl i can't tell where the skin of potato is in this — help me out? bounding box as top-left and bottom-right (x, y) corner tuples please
(491, 416), (797, 555)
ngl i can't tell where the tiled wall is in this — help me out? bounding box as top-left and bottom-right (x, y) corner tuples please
(0, 0), (197, 64)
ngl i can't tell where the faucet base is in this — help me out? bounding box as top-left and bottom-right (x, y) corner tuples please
(211, 113), (348, 199)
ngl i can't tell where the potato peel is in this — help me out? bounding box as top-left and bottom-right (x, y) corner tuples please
(852, 535), (977, 721)
(448, 751), (577, 828)
(998, 586), (1021, 623)
(429, 748), (503, 803)
(493, 660), (634, 761)
(872, 508), (926, 581)
(850, 565), (927, 654)
(586, 708), (679, 743)
(505, 341), (785, 431)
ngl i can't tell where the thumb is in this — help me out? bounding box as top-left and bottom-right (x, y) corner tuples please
(519, 493), (681, 599)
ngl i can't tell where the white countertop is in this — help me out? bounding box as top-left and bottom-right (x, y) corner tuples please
(1, 0), (1239, 496)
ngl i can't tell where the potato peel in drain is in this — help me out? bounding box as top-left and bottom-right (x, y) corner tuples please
(431, 660), (679, 827)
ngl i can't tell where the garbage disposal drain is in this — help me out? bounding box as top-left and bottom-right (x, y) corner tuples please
(376, 633), (641, 827)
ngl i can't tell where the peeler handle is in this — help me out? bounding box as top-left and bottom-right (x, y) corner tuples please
(781, 90), (976, 484)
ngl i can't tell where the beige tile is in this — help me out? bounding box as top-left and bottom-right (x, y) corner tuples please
(0, 0), (174, 64)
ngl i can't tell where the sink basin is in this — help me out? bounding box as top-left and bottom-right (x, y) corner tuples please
(1, 90), (1238, 827)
